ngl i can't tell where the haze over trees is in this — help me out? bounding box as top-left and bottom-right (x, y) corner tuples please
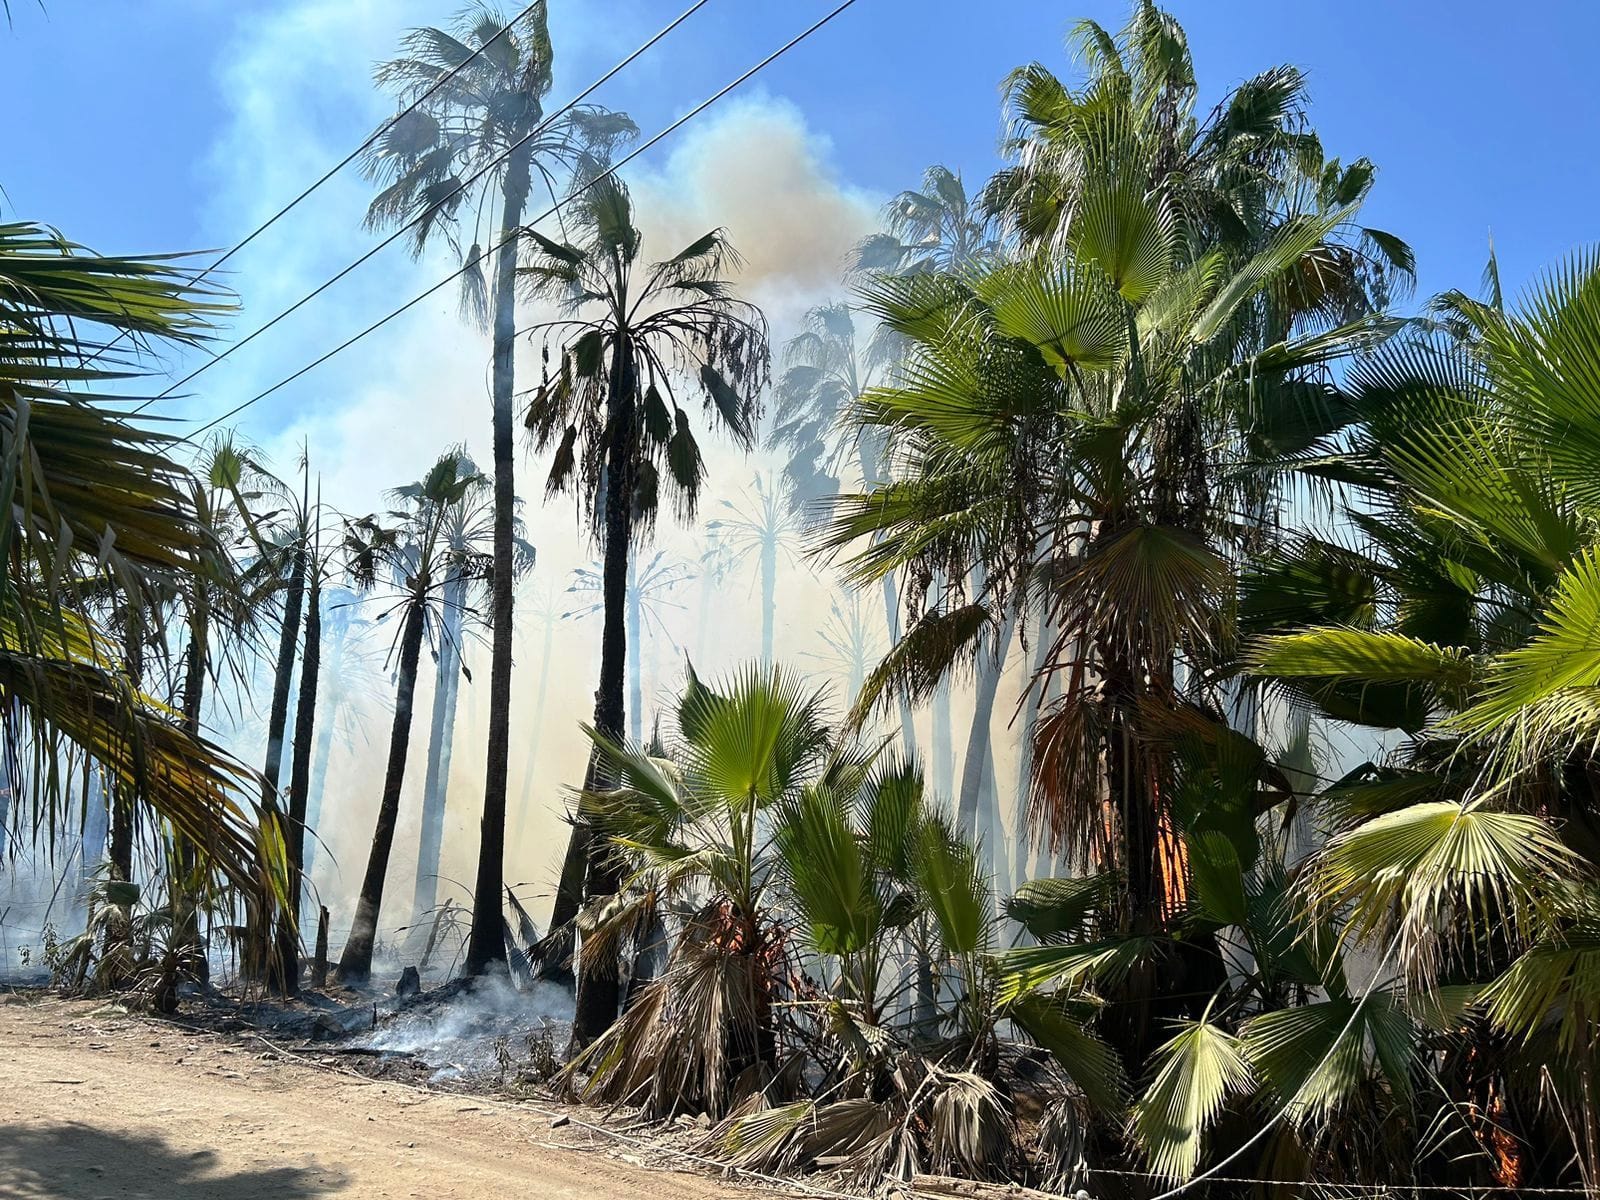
(9, 3), (1600, 1197)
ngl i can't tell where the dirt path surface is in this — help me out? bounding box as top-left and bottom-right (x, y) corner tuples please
(0, 993), (755, 1200)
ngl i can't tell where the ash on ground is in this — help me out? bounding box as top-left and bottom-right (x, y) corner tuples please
(356, 972), (572, 1089)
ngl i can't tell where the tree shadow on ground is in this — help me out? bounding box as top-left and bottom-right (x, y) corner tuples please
(0, 1122), (345, 1199)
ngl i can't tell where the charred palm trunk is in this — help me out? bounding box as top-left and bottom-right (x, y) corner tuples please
(275, 574), (322, 996)
(465, 145), (531, 977)
(337, 587), (427, 985)
(175, 600), (209, 984)
(108, 614), (144, 885)
(412, 568), (465, 920)
(255, 547), (305, 987)
(570, 340), (636, 1048)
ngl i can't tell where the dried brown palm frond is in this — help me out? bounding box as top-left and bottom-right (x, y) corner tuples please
(1026, 678), (1109, 864)
(926, 1068), (1017, 1178)
(564, 903), (790, 1120)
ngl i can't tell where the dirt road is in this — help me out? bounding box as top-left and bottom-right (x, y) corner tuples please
(0, 993), (754, 1200)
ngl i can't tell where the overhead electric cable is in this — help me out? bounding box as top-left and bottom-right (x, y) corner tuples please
(137, 0), (714, 415)
(102, 2), (549, 382)
(181, 0), (863, 443)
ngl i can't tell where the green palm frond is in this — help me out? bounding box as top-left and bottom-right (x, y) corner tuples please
(1130, 1015), (1253, 1182)
(1452, 547), (1600, 752)
(1481, 919), (1600, 1055)
(974, 258), (1126, 374)
(1005, 872), (1120, 943)
(1303, 800), (1579, 978)
(1241, 993), (1415, 1121)
(1009, 992), (1128, 1111)
(847, 602), (990, 729)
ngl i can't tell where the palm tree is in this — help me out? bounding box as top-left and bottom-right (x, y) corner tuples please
(410, 465), (530, 922)
(852, 165), (1000, 277)
(520, 172), (770, 1042)
(822, 160), (1402, 1084)
(565, 551), (694, 744)
(565, 662), (835, 1117)
(361, 3), (634, 978)
(1241, 256), (1600, 1186)
(276, 489), (336, 995)
(771, 303), (917, 759)
(706, 473), (804, 665)
(336, 451), (498, 984)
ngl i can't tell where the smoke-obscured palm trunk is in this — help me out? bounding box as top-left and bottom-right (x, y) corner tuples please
(412, 568), (465, 921)
(337, 592), (426, 984)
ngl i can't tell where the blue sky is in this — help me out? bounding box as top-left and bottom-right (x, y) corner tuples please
(8, 1), (1600, 309)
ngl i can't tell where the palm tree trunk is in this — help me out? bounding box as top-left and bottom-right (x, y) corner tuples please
(263, 552), (307, 800)
(760, 533), (777, 663)
(275, 573), (322, 996)
(627, 557), (643, 744)
(338, 590), (428, 985)
(571, 340), (636, 1047)
(302, 674), (338, 897)
(253, 549), (305, 986)
(108, 615), (144, 884)
(465, 146), (530, 976)
(412, 569), (465, 920)
(956, 603), (1016, 841)
(176, 600), (209, 984)
(859, 439), (916, 759)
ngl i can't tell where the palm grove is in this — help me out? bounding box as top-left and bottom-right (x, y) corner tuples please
(8, 3), (1600, 1196)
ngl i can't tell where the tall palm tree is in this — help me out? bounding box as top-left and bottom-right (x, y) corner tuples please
(566, 551), (693, 744)
(277, 490), (336, 995)
(706, 473), (804, 665)
(361, 4), (634, 977)
(520, 172), (770, 1042)
(822, 169), (1396, 1073)
(336, 451), (498, 984)
(771, 303), (918, 759)
(410, 466), (531, 922)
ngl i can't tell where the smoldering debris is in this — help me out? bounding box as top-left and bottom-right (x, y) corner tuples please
(358, 972), (573, 1087)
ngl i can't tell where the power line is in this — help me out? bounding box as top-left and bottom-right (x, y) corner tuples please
(182, 0), (864, 443)
(100, 2), (548, 381)
(141, 0), (714, 416)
